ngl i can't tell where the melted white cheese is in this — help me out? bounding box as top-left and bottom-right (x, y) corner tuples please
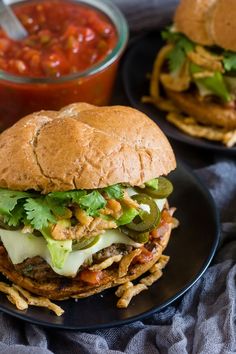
(0, 229), (140, 277)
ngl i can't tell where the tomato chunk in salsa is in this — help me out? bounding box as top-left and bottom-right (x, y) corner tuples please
(0, 0), (117, 77)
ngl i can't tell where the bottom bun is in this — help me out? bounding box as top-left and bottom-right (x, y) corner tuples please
(0, 225), (172, 301)
(166, 89), (236, 129)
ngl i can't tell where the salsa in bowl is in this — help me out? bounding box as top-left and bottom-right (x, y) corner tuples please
(0, 0), (128, 129)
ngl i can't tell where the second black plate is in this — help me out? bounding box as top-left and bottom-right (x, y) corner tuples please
(0, 162), (219, 330)
(123, 31), (236, 155)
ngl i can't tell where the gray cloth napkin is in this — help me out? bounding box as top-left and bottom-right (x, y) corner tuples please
(0, 1), (236, 353)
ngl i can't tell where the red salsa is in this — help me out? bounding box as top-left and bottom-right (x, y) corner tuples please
(0, 0), (117, 77)
(0, 0), (126, 130)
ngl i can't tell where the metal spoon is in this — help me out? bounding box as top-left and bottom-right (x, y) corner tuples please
(0, 0), (28, 40)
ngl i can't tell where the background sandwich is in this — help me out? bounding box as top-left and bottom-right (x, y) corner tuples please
(144, 0), (236, 147)
(0, 103), (176, 311)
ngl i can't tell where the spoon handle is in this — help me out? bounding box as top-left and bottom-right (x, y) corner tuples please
(0, 0), (27, 40)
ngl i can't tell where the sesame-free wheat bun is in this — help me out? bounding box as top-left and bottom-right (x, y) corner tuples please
(174, 0), (236, 51)
(0, 103), (176, 193)
(174, 0), (217, 46)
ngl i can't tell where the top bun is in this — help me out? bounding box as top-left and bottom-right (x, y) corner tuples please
(0, 103), (176, 193)
(174, 0), (236, 51)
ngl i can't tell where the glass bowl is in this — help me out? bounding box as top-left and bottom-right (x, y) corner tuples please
(0, 0), (128, 130)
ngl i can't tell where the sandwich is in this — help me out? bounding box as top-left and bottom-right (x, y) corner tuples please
(0, 103), (176, 313)
(143, 0), (236, 147)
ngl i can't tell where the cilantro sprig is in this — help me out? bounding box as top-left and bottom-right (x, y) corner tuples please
(79, 191), (106, 216)
(48, 190), (106, 217)
(162, 28), (194, 72)
(0, 184), (125, 230)
(3, 203), (25, 227)
(163, 31), (236, 74)
(48, 190), (86, 204)
(24, 198), (57, 230)
(0, 190), (33, 216)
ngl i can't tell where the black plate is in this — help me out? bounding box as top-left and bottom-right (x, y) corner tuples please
(123, 32), (236, 155)
(0, 162), (219, 330)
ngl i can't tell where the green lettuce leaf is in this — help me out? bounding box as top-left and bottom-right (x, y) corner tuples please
(190, 63), (231, 102)
(41, 228), (72, 269)
(223, 52), (236, 72)
(116, 208), (139, 226)
(103, 184), (124, 199)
